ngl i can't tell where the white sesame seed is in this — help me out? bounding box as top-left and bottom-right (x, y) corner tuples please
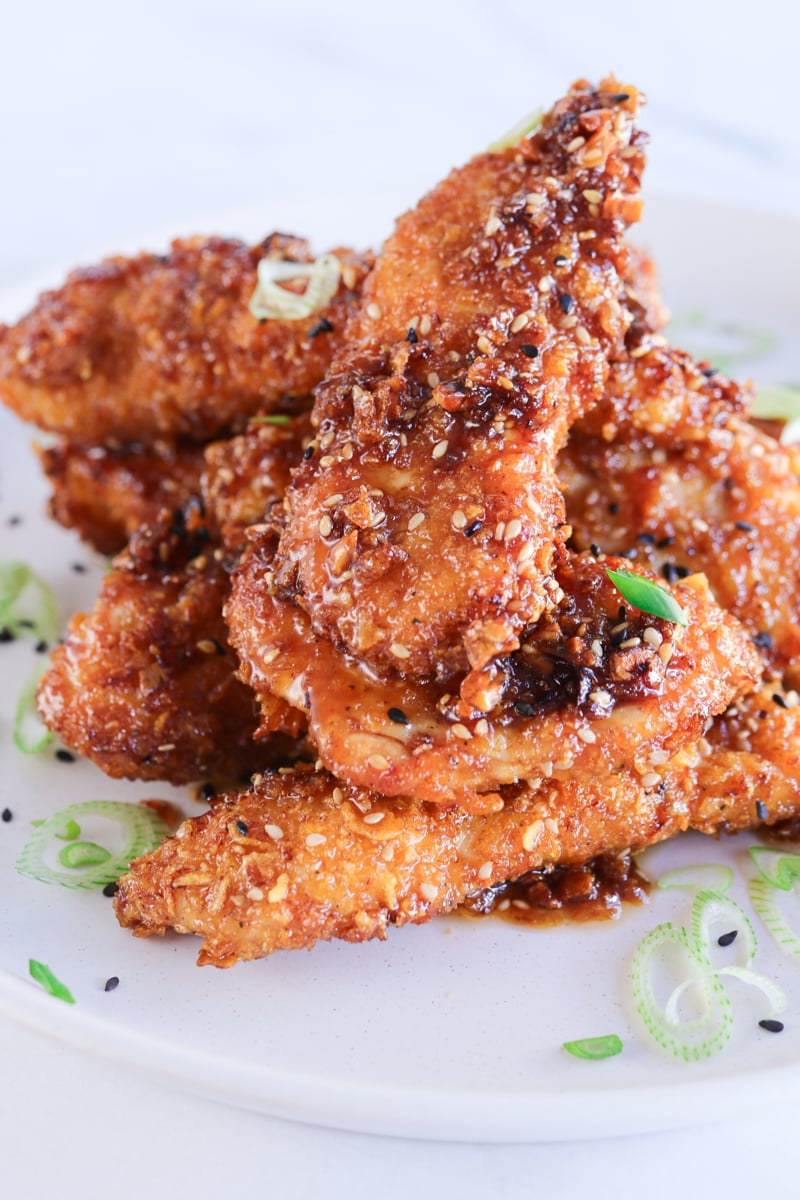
(407, 512), (425, 532)
(642, 627), (663, 648)
(518, 542), (535, 563)
(157, 743), (176, 752)
(641, 772), (661, 789)
(451, 723), (472, 740)
(419, 315), (432, 335)
(588, 690), (612, 706)
(478, 861), (494, 880)
(582, 188), (603, 204)
(475, 718), (489, 736)
(575, 325), (592, 345)
(318, 454), (334, 468)
(332, 787), (344, 803)
(504, 518), (522, 541)
(363, 811), (385, 825)
(659, 643), (675, 665)
(650, 749), (670, 766)
(451, 509), (468, 530)
(619, 637), (642, 650)
(522, 819), (544, 851)
(318, 515), (333, 537)
(366, 302), (381, 319)
(577, 727), (597, 744)
(526, 191), (546, 209)
(247, 887), (264, 902)
(420, 882), (438, 901)
(267, 874), (289, 903)
(390, 642), (410, 659)
(432, 440), (449, 460)
(323, 492), (343, 508)
(494, 521), (506, 541)
(538, 275), (553, 293)
(629, 341), (652, 359)
(511, 311), (530, 333)
(265, 823), (284, 840)
(485, 213), (501, 237)
(567, 136), (586, 152)
(476, 335), (493, 355)
(368, 754), (390, 771)
(306, 833), (327, 847)
(591, 639), (603, 658)
(427, 371), (440, 388)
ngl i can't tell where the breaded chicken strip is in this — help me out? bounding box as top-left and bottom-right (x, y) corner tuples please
(230, 539), (760, 807)
(39, 439), (206, 555)
(0, 234), (370, 443)
(114, 681), (800, 965)
(37, 419), (310, 783)
(273, 79), (646, 689)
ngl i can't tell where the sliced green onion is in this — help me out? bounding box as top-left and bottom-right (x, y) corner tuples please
(749, 846), (800, 891)
(13, 668), (54, 755)
(54, 818), (81, 842)
(748, 876), (800, 959)
(249, 254), (341, 321)
(562, 1034), (622, 1060)
(29, 959), (75, 1004)
(658, 864), (734, 894)
(249, 414), (292, 426)
(690, 889), (757, 965)
(58, 841), (112, 869)
(605, 568), (688, 627)
(0, 561), (58, 642)
(17, 801), (171, 890)
(715, 965), (785, 1018)
(750, 383), (800, 421)
(488, 106), (543, 152)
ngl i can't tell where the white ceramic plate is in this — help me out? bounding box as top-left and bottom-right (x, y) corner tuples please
(1, 194), (799, 1143)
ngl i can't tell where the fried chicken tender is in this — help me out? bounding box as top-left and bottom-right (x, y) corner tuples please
(273, 79), (646, 688)
(39, 439), (206, 555)
(0, 234), (370, 444)
(114, 682), (800, 964)
(562, 375), (800, 681)
(229, 539), (760, 806)
(37, 418), (311, 783)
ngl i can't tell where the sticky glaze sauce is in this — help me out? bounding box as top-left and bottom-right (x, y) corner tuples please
(460, 851), (650, 926)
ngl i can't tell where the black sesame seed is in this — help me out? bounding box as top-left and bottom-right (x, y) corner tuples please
(1, 808), (12, 823)
(514, 700), (536, 718)
(618, 606), (627, 622)
(406, 327), (418, 344)
(661, 563), (684, 585)
(611, 92), (631, 102)
(558, 292), (574, 315)
(104, 976), (120, 992)
(701, 367), (718, 378)
(773, 693), (789, 709)
(464, 520), (483, 537)
(753, 631), (773, 651)
(611, 627), (629, 646)
(722, 477), (734, 490)
(735, 520), (756, 532)
(303, 445), (314, 460)
(200, 782), (217, 801)
(758, 1019), (784, 1033)
(235, 819), (249, 836)
(717, 930), (738, 947)
(308, 316), (334, 338)
(620, 547), (638, 560)
(71, 563), (87, 574)
(102, 881), (118, 897)
(34, 640), (48, 654)
(656, 535), (675, 549)
(0, 627), (15, 643)
(520, 344), (539, 358)
(6, 515), (22, 527)
(388, 706), (409, 726)
(636, 532), (656, 545)
(553, 255), (568, 267)
(590, 543), (602, 558)
(608, 502), (619, 515)
(756, 800), (769, 821)
(55, 749), (75, 763)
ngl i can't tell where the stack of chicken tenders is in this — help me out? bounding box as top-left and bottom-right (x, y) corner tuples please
(2, 77), (799, 967)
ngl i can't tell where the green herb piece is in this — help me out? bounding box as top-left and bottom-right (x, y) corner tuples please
(749, 876), (800, 959)
(488, 106), (543, 152)
(58, 841), (112, 869)
(249, 414), (292, 426)
(751, 384), (800, 421)
(13, 668), (54, 755)
(605, 568), (688, 626)
(658, 864), (734, 894)
(0, 561), (59, 642)
(748, 846), (800, 892)
(17, 801), (171, 891)
(54, 819), (81, 842)
(29, 959), (75, 1004)
(249, 254), (341, 321)
(563, 1034), (623, 1060)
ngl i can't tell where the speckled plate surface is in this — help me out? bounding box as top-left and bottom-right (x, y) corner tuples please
(1, 194), (799, 1142)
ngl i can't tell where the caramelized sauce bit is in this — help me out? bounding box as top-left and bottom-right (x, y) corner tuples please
(460, 851), (650, 926)
(760, 818), (800, 846)
(137, 798), (185, 830)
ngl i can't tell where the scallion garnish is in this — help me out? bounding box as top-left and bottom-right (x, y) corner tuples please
(248, 414), (292, 425)
(54, 818), (81, 842)
(58, 841), (112, 869)
(749, 845), (800, 891)
(605, 568), (688, 626)
(488, 106), (544, 152)
(562, 1034), (623, 1060)
(0, 561), (58, 642)
(29, 959), (75, 1004)
(13, 668), (53, 755)
(249, 254), (341, 322)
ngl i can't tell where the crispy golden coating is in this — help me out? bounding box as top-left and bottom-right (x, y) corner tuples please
(114, 682), (800, 965)
(562, 399), (800, 682)
(274, 80), (646, 689)
(229, 541), (760, 807)
(0, 235), (370, 444)
(39, 439), (206, 555)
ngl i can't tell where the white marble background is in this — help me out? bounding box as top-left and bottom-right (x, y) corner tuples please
(1, 0), (799, 1195)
